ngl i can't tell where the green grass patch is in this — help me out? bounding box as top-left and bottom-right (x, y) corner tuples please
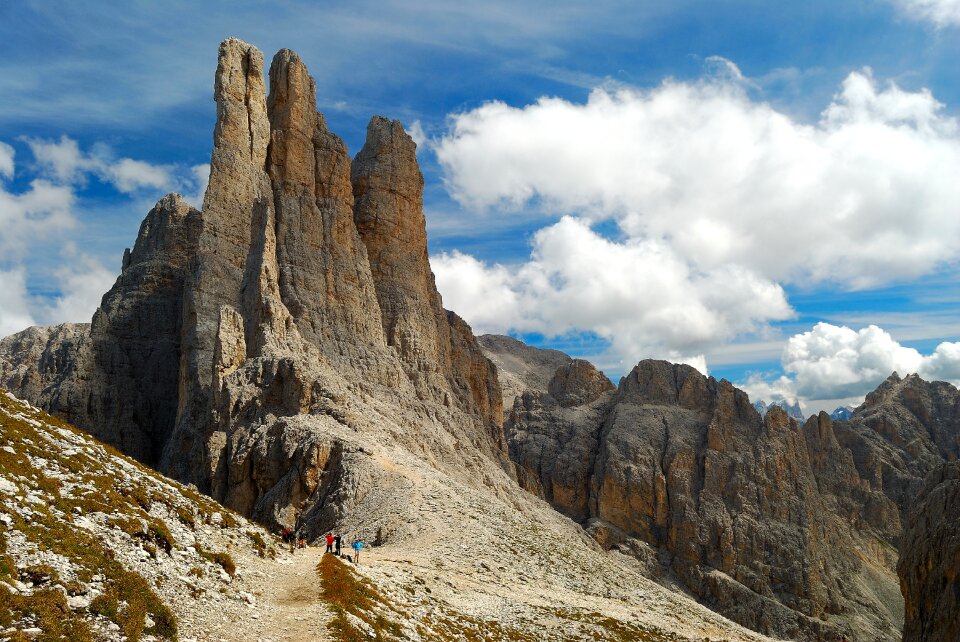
(194, 542), (236, 577)
(1, 584), (94, 641)
(317, 553), (405, 641)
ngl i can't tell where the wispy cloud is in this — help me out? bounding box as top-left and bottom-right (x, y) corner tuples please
(23, 136), (175, 193)
(891, 0), (960, 27)
(0, 268), (36, 337)
(0, 135), (203, 336)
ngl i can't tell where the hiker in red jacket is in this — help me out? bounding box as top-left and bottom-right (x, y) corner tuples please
(325, 532), (334, 553)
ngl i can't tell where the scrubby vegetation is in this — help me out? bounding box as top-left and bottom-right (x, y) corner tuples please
(317, 553), (404, 641)
(0, 391), (288, 640)
(0, 393), (185, 639)
(194, 542), (236, 577)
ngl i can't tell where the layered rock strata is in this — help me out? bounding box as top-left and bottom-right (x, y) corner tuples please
(898, 462), (960, 642)
(0, 39), (508, 536)
(483, 336), (960, 641)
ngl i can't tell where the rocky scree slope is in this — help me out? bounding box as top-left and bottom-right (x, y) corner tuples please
(0, 38), (507, 540)
(0, 39), (784, 642)
(0, 390), (304, 641)
(482, 336), (960, 642)
(0, 391), (781, 642)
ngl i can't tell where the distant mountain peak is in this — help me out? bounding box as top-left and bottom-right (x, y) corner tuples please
(830, 406), (855, 421)
(754, 398), (806, 421)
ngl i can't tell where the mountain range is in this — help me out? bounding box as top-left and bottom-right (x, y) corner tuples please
(0, 39), (957, 642)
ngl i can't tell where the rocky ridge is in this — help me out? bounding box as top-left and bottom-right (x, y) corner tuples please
(483, 336), (960, 641)
(753, 399), (806, 421)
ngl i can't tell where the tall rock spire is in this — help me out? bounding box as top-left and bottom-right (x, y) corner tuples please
(352, 117), (504, 450)
(266, 49), (389, 366)
(0, 36), (510, 534)
(166, 38), (278, 486)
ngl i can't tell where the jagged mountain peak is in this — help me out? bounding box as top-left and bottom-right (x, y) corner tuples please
(485, 338), (960, 641)
(0, 37), (507, 532)
(2, 37), (958, 642)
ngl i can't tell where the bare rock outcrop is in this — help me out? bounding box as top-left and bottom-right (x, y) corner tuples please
(265, 48), (389, 362)
(898, 462), (960, 642)
(478, 334), (570, 412)
(1, 194), (199, 464)
(548, 359), (615, 407)
(0, 39), (508, 540)
(485, 336), (953, 641)
(352, 116), (504, 453)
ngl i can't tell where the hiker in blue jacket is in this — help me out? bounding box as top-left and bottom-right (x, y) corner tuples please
(352, 538), (363, 564)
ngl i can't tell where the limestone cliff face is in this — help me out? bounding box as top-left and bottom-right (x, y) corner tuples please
(898, 462), (960, 642)
(507, 360), (613, 521)
(589, 363), (873, 640)
(352, 116), (504, 452)
(265, 49), (388, 362)
(0, 38), (507, 537)
(483, 336), (958, 642)
(0, 194), (199, 464)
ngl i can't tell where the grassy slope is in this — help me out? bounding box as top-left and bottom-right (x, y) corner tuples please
(0, 391), (269, 641)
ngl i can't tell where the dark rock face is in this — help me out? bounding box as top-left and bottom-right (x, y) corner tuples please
(0, 195), (199, 464)
(477, 334), (570, 412)
(588, 363), (856, 640)
(838, 373), (960, 519)
(0, 39), (507, 536)
(485, 336), (960, 641)
(898, 462), (960, 642)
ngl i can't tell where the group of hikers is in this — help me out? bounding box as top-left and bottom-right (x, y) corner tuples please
(278, 526), (365, 563)
(279, 527), (306, 551)
(324, 532), (365, 563)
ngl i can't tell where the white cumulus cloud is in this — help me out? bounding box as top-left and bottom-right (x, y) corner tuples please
(407, 120), (427, 152)
(435, 68), (960, 289)
(183, 164), (210, 209)
(24, 135), (175, 194)
(0, 268), (37, 337)
(433, 216), (792, 372)
(0, 142), (14, 179)
(0, 145), (77, 258)
(39, 256), (117, 325)
(740, 322), (960, 411)
(892, 0), (960, 26)
(0, 136), (187, 337)
(432, 65), (960, 378)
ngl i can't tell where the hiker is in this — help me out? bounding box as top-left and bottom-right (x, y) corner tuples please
(325, 532), (334, 554)
(334, 533), (342, 556)
(281, 526), (292, 544)
(290, 530), (298, 554)
(299, 537), (306, 549)
(352, 538), (363, 564)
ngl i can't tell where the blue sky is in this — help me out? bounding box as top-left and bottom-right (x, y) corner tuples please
(1, 0), (959, 414)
